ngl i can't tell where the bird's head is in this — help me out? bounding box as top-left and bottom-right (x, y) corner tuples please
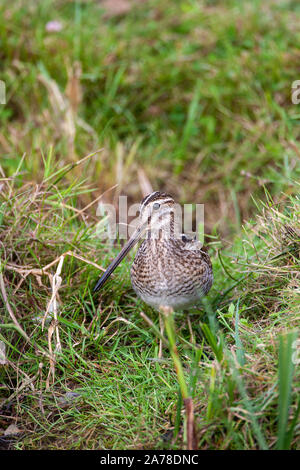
(139, 191), (176, 237)
(93, 191), (176, 292)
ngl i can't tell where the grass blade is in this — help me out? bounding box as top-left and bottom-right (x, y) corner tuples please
(276, 330), (298, 449)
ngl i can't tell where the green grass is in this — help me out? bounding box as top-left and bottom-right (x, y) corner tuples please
(1, 0), (300, 233)
(0, 159), (299, 449)
(0, 0), (299, 450)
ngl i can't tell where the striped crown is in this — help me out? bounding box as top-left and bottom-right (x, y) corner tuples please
(140, 191), (174, 213)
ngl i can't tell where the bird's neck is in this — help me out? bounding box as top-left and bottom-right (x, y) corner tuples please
(147, 212), (179, 240)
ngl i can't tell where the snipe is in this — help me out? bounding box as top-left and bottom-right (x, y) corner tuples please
(93, 191), (213, 309)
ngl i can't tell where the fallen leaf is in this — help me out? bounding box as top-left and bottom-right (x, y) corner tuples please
(57, 391), (81, 407)
(4, 424), (22, 436)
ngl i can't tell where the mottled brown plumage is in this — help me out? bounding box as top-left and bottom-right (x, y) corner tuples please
(94, 192), (213, 309)
(131, 237), (212, 309)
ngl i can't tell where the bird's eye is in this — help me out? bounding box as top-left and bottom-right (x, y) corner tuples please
(153, 202), (160, 210)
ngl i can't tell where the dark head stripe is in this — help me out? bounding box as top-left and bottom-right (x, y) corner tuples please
(140, 191), (174, 211)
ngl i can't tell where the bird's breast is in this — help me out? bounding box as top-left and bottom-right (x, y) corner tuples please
(130, 239), (213, 309)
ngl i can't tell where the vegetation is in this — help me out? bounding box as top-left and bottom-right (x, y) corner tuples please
(0, 0), (299, 450)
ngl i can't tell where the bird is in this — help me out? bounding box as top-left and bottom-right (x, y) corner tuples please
(93, 191), (213, 310)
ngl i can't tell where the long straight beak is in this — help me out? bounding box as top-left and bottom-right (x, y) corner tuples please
(93, 223), (146, 293)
